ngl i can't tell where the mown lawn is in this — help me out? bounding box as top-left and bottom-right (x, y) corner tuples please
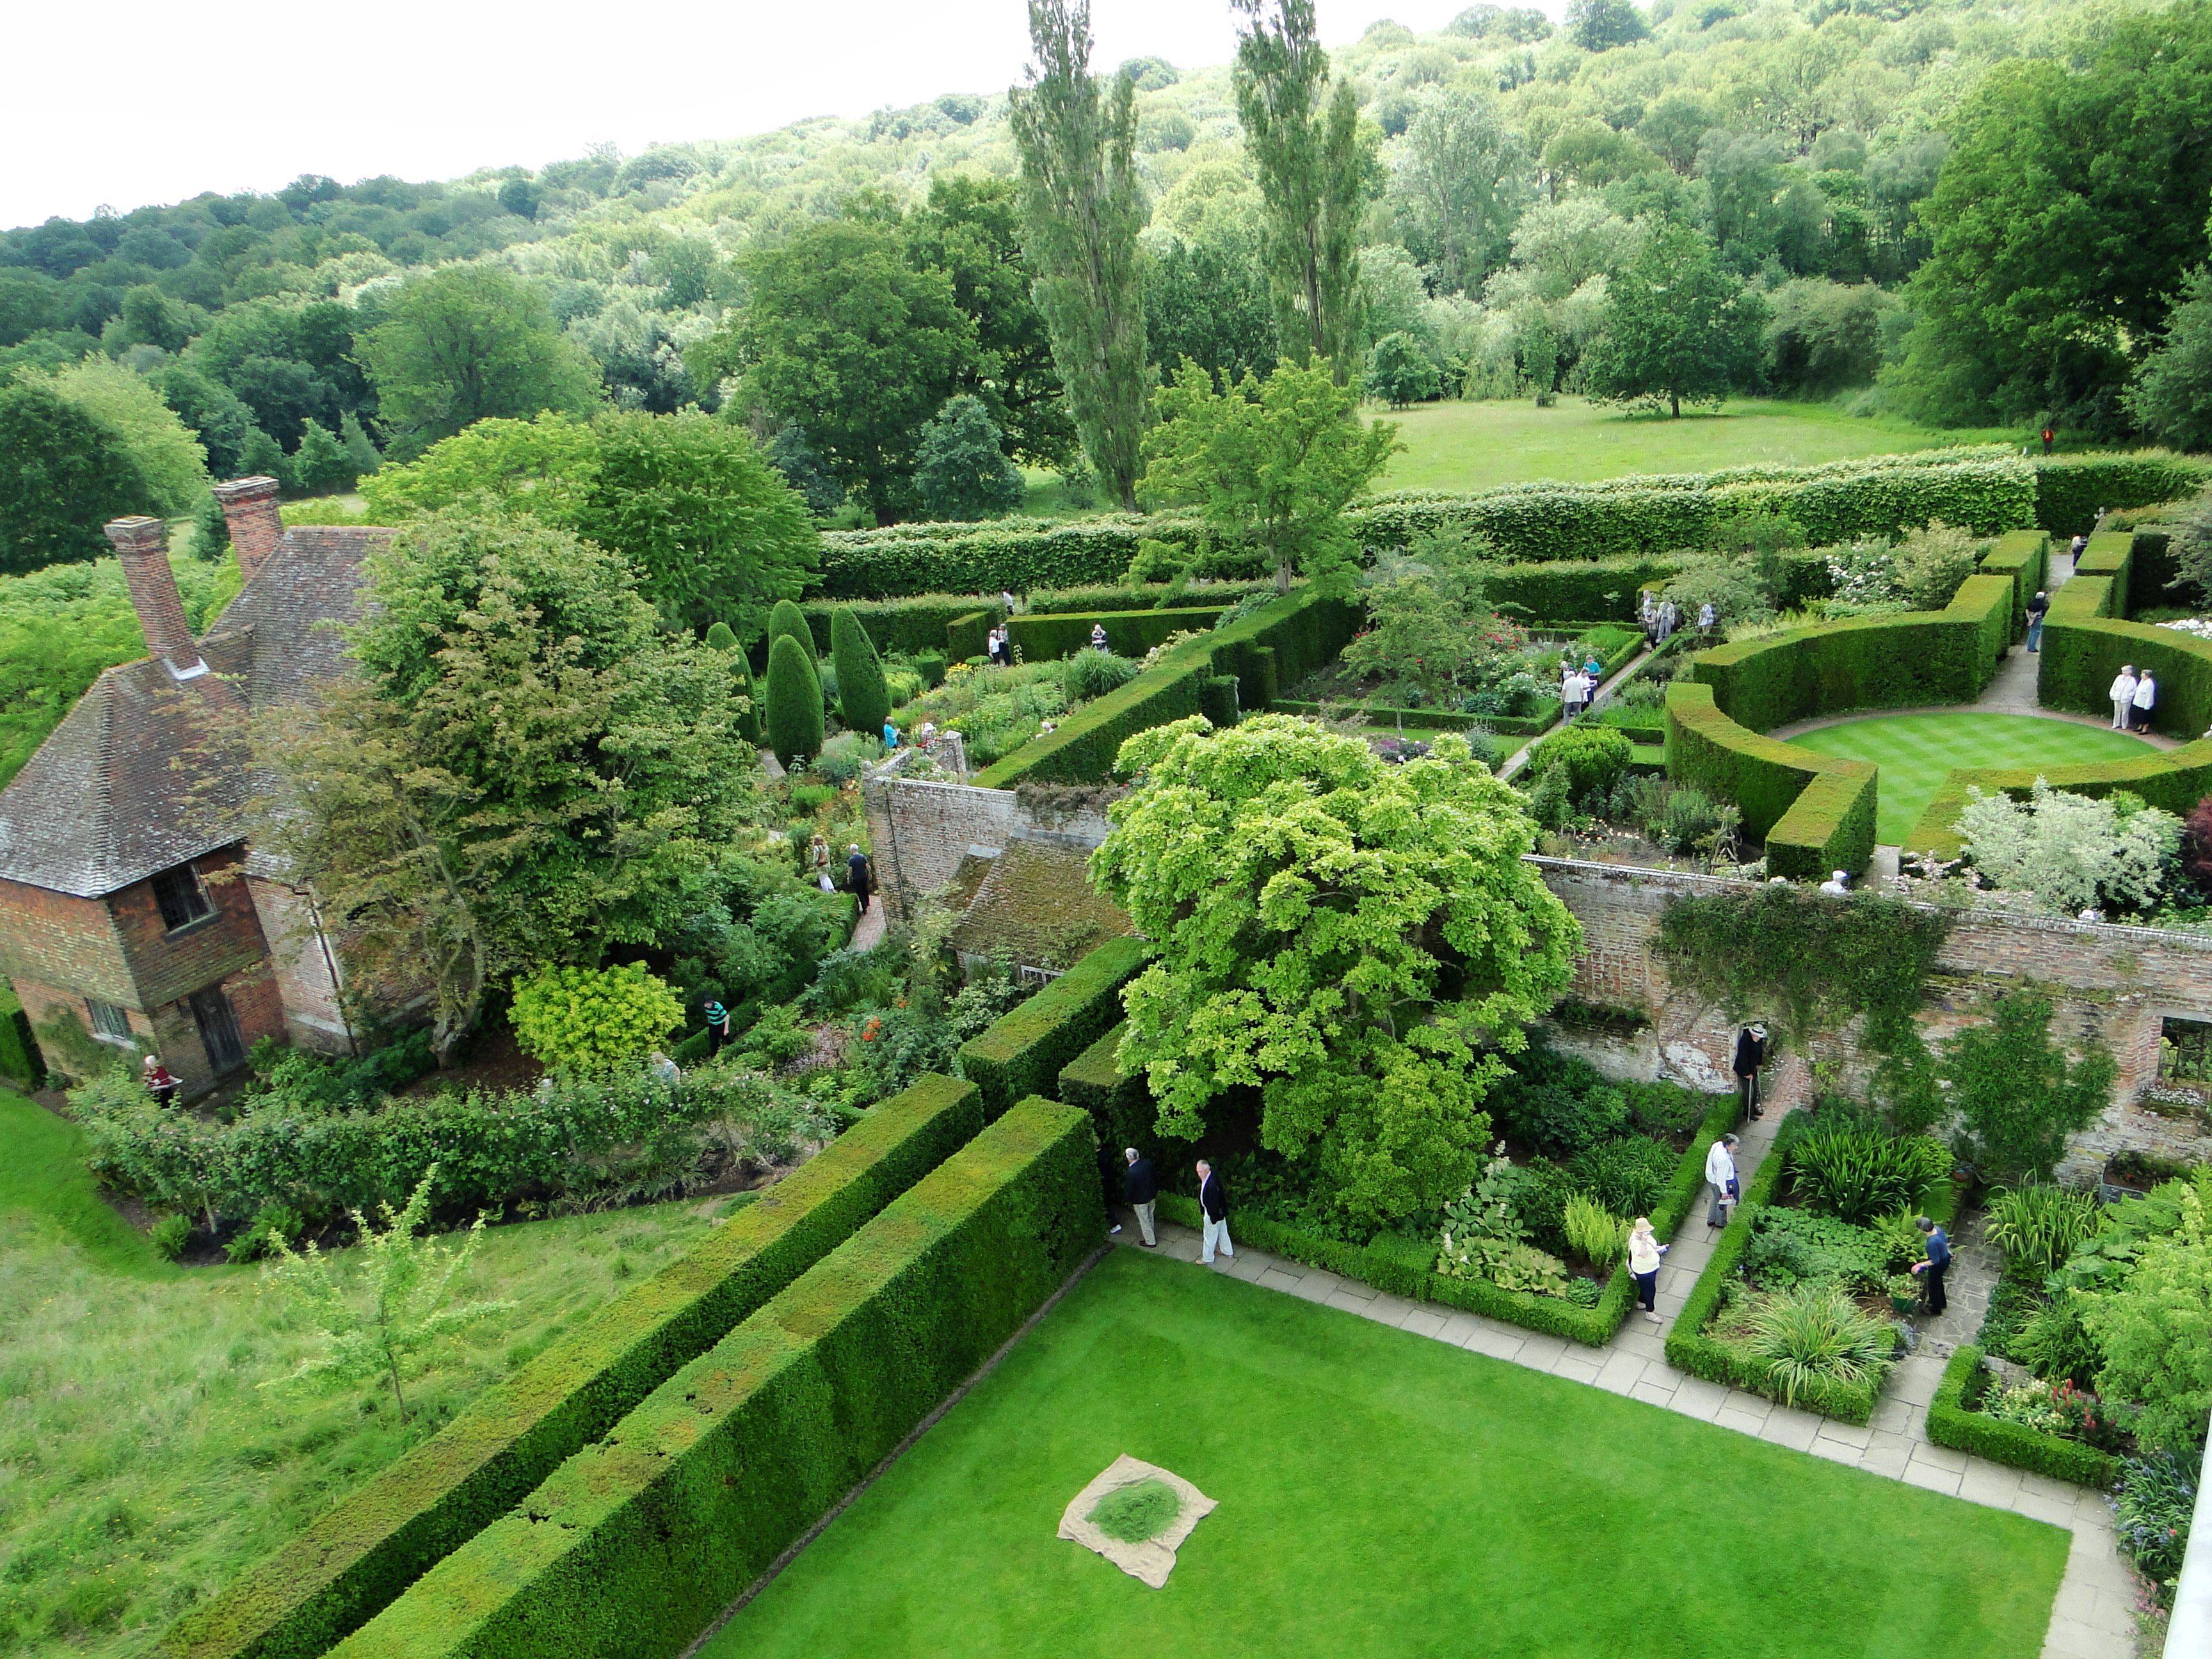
(705, 1247), (2067, 1659)
(0, 1089), (728, 1658)
(1375, 396), (2030, 493)
(1791, 712), (2154, 844)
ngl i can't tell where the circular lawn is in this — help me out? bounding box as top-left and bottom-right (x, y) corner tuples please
(1790, 712), (2155, 845)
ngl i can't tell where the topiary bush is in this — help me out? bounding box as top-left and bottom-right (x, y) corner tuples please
(831, 607), (890, 736)
(510, 965), (686, 1076)
(764, 632), (824, 767)
(703, 621), (761, 745)
(1531, 724), (1633, 804)
(766, 597), (812, 657)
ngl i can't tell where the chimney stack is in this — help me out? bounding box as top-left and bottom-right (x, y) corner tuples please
(212, 475), (284, 582)
(104, 517), (205, 677)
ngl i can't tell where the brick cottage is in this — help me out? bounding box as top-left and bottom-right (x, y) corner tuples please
(0, 479), (392, 1098)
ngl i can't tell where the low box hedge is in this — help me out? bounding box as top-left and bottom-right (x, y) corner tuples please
(1155, 1087), (1738, 1350)
(328, 1098), (1098, 1659)
(1925, 1345), (2121, 1488)
(1665, 682), (1877, 878)
(163, 1073), (985, 1659)
(1009, 605), (1223, 662)
(958, 936), (1151, 1117)
(975, 587), (1358, 787)
(1661, 1134), (1887, 1425)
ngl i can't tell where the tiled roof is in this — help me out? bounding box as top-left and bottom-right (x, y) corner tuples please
(0, 527), (392, 898)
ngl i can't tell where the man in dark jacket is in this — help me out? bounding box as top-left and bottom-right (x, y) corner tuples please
(1733, 1023), (1768, 1123)
(2026, 589), (2050, 652)
(846, 844), (872, 914)
(1123, 1148), (1158, 1247)
(1096, 1139), (1123, 1235)
(1911, 1215), (1952, 1315)
(1196, 1158), (1233, 1265)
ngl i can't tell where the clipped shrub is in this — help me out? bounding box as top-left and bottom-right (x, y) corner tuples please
(766, 597), (811, 657)
(1532, 724), (1633, 803)
(831, 608), (890, 736)
(510, 964), (685, 1076)
(764, 632), (824, 767)
(702, 623), (762, 746)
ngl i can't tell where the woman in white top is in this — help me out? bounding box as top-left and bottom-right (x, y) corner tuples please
(1627, 1217), (1669, 1322)
(2132, 669), (2157, 732)
(2110, 665), (2138, 730)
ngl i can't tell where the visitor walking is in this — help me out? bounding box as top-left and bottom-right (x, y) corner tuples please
(1733, 1024), (1768, 1122)
(142, 1054), (179, 1107)
(1560, 663), (1582, 719)
(810, 832), (833, 893)
(2069, 533), (2088, 565)
(1123, 1147), (1158, 1247)
(1660, 599), (1679, 641)
(1704, 1133), (1740, 1228)
(2025, 590), (2049, 652)
(1640, 591), (1657, 643)
(1698, 600), (1717, 637)
(1819, 869), (1851, 897)
(1090, 622), (1109, 652)
(2110, 665), (2138, 730)
(1002, 588), (1018, 616)
(1911, 1215), (1951, 1315)
(703, 997), (732, 1059)
(846, 844), (873, 913)
(1628, 1217), (1667, 1322)
(1196, 1159), (1234, 1265)
(2133, 669), (2158, 732)
(1098, 1139), (1123, 1236)
(882, 718), (899, 749)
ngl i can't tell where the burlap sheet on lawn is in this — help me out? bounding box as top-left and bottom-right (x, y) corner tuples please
(1057, 1454), (1217, 1589)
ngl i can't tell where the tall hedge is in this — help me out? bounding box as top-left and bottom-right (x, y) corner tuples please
(326, 1099), (1098, 1659)
(765, 597), (812, 657)
(1009, 605), (1224, 661)
(764, 632), (824, 767)
(959, 936), (1151, 1116)
(830, 607), (889, 737)
(1665, 682), (1877, 878)
(1978, 530), (2049, 641)
(2033, 451), (2209, 536)
(163, 1075), (985, 1659)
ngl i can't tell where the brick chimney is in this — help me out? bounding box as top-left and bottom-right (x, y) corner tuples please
(212, 475), (284, 582)
(104, 517), (205, 677)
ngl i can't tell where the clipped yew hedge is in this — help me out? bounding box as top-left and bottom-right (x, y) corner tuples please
(959, 936), (1151, 1116)
(163, 1074), (986, 1659)
(1979, 530), (2050, 641)
(2032, 451), (2209, 536)
(328, 1098), (1098, 1659)
(1057, 1021), (1154, 1157)
(1665, 682), (1877, 878)
(974, 586), (1359, 787)
(1009, 604), (1224, 661)
(1925, 1345), (2121, 1487)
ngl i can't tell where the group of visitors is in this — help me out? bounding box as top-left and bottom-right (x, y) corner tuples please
(2108, 665), (2158, 732)
(987, 624), (1015, 666)
(1559, 646), (1607, 719)
(806, 832), (874, 910)
(1098, 1142), (1233, 1264)
(1639, 593), (1682, 645)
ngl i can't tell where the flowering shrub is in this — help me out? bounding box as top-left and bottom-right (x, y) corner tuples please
(1956, 781), (2180, 917)
(511, 963), (686, 1075)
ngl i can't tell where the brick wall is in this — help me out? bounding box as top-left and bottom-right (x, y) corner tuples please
(863, 772), (1112, 924)
(1533, 856), (2212, 1181)
(0, 881), (135, 1004)
(113, 846), (271, 1009)
(246, 876), (355, 1053)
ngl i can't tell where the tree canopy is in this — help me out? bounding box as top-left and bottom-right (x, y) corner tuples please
(1582, 219), (1767, 417)
(1092, 714), (1582, 1228)
(0, 381), (153, 574)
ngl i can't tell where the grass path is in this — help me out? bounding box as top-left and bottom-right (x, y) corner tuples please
(706, 1248), (2067, 1659)
(1790, 713), (2154, 844)
(0, 1089), (726, 1658)
(1375, 396), (2030, 493)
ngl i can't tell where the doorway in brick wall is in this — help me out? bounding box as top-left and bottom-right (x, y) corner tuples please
(188, 984), (246, 1073)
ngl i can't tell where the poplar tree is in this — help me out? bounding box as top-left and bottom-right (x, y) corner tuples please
(1231, 0), (1380, 383)
(1009, 0), (1149, 511)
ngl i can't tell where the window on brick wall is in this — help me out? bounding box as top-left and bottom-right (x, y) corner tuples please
(151, 863), (213, 931)
(86, 999), (134, 1043)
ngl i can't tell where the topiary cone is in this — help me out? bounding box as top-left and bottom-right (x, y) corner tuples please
(703, 621), (762, 746)
(767, 597), (812, 658)
(832, 607), (890, 737)
(765, 631), (824, 767)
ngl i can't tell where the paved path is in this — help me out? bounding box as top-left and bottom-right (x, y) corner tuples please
(849, 899), (886, 952)
(1112, 1065), (2137, 1658)
(1498, 645), (1658, 782)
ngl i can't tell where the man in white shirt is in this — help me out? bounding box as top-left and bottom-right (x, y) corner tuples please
(1704, 1133), (1739, 1229)
(2110, 665), (2138, 730)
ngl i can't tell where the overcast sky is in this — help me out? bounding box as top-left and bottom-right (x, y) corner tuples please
(3, 0), (1536, 230)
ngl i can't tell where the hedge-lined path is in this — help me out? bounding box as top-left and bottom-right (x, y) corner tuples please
(1108, 1067), (2136, 1657)
(850, 899), (887, 952)
(1496, 643), (1656, 782)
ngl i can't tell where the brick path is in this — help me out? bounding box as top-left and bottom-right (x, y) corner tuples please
(1112, 1066), (2139, 1657)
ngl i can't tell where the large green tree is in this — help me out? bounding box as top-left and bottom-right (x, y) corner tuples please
(1092, 715), (1581, 1228)
(1387, 86), (1531, 296)
(1582, 220), (1767, 417)
(39, 358), (207, 517)
(355, 268), (603, 458)
(901, 175), (1075, 468)
(1145, 237), (1278, 389)
(1009, 0), (1150, 510)
(711, 218), (977, 522)
(0, 381), (152, 574)
(2127, 257), (2212, 453)
(360, 410), (817, 637)
(1231, 0), (1380, 381)
(261, 512), (751, 1059)
(1141, 360), (1398, 593)
(1887, 1), (2212, 430)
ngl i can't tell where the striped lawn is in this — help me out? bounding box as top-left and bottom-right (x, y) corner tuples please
(1791, 712), (2154, 844)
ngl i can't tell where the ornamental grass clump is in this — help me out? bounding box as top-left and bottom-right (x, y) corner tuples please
(1986, 1182), (2109, 1278)
(1740, 1285), (1896, 1408)
(1786, 1126), (1952, 1224)
(1562, 1194), (1628, 1271)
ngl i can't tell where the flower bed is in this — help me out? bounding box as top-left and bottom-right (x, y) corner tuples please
(1927, 1345), (2122, 1487)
